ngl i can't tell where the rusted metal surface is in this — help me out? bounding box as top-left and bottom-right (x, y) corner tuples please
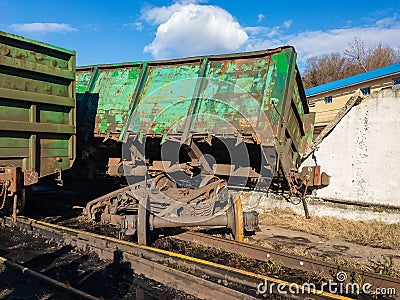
(0, 166), (23, 196)
(76, 47), (329, 226)
(76, 47), (313, 174)
(0, 31), (76, 184)
(84, 176), (250, 244)
(298, 165), (330, 189)
(76, 65), (143, 140)
(0, 31), (75, 214)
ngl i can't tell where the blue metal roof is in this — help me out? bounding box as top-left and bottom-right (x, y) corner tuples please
(305, 62), (400, 96)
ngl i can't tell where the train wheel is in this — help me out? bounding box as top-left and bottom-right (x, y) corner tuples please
(137, 196), (149, 245)
(233, 196), (244, 242)
(17, 186), (31, 213)
(227, 196), (244, 242)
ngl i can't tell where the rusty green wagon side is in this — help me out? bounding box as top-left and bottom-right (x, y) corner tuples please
(77, 47), (330, 241)
(0, 31), (76, 214)
(76, 46), (326, 192)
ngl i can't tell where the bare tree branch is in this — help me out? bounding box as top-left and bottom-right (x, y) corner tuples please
(302, 37), (400, 89)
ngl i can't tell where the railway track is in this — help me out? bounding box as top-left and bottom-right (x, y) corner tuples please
(0, 255), (99, 300)
(173, 231), (400, 295)
(2, 216), (358, 300)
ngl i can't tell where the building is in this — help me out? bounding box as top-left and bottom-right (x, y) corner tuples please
(301, 88), (400, 209)
(305, 62), (400, 134)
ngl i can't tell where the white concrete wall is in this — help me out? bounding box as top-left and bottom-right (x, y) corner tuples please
(302, 88), (400, 208)
(237, 191), (400, 224)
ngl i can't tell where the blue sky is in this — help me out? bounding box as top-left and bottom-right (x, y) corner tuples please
(1, 0), (399, 70)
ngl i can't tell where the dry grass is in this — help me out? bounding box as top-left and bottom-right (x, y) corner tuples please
(258, 208), (400, 250)
(247, 237), (368, 269)
(246, 238), (400, 278)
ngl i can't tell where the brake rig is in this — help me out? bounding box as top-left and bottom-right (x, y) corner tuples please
(85, 173), (258, 245)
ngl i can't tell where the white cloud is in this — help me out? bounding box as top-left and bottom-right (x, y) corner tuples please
(283, 20), (292, 28)
(257, 14), (264, 23)
(245, 25), (281, 38)
(9, 23), (77, 34)
(125, 22), (143, 31)
(142, 3), (184, 25)
(142, 3), (248, 59)
(246, 16), (400, 68)
(141, 4), (399, 70)
(375, 14), (398, 27)
(244, 19), (294, 40)
(244, 26), (268, 35)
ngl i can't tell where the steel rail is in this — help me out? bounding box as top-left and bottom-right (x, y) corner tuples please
(4, 216), (349, 300)
(173, 231), (400, 294)
(3, 217), (254, 300)
(0, 256), (99, 300)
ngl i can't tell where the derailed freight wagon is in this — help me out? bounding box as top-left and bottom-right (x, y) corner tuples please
(76, 47), (328, 244)
(0, 32), (76, 216)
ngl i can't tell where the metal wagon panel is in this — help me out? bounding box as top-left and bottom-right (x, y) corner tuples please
(0, 31), (76, 184)
(76, 46), (317, 186)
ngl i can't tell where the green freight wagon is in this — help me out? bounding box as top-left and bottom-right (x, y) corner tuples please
(76, 46), (327, 191)
(0, 31), (76, 215)
(78, 47), (330, 242)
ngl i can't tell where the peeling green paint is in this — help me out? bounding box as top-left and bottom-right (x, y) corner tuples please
(76, 46), (314, 170)
(76, 65), (142, 137)
(272, 51), (289, 74)
(128, 68), (141, 79)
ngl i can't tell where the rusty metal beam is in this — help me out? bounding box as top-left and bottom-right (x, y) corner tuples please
(152, 214), (228, 228)
(76, 47), (288, 71)
(182, 57), (209, 143)
(0, 87), (75, 107)
(120, 63), (149, 142)
(0, 120), (75, 134)
(0, 31), (75, 56)
(303, 90), (363, 159)
(0, 54), (75, 80)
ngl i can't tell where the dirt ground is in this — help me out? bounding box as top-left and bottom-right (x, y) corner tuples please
(258, 208), (400, 250)
(251, 208), (400, 277)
